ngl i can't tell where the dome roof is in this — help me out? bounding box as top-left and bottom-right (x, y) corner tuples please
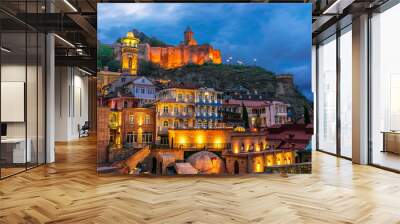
(185, 26), (193, 33)
(187, 151), (226, 174)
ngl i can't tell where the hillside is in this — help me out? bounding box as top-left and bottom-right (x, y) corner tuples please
(131, 29), (168, 47)
(138, 61), (312, 121)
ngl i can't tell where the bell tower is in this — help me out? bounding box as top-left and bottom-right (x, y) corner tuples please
(121, 32), (139, 75)
(184, 26), (197, 46)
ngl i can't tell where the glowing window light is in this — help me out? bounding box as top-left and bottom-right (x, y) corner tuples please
(256, 162), (262, 172)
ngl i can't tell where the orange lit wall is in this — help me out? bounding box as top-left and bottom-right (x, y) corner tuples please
(144, 44), (222, 69)
(121, 108), (156, 144)
(251, 155), (265, 173)
(168, 129), (231, 150)
(230, 132), (268, 153)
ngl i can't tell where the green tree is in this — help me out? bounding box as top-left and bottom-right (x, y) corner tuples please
(242, 103), (249, 129)
(97, 43), (115, 70)
(106, 59), (121, 72)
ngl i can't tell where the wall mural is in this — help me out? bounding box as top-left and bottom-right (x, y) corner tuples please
(97, 3), (313, 176)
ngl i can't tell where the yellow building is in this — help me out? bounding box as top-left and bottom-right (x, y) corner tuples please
(109, 111), (123, 148)
(121, 32), (139, 75)
(155, 86), (197, 144)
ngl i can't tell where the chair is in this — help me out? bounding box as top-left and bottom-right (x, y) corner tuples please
(79, 121), (90, 138)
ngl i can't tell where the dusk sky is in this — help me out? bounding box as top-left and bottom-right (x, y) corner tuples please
(98, 3), (312, 100)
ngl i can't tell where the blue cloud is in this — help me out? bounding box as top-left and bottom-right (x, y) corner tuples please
(98, 3), (312, 100)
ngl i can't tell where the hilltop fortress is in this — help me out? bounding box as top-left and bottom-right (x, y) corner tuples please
(139, 27), (222, 69)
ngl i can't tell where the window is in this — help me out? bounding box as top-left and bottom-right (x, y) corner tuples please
(136, 88), (139, 93)
(142, 133), (153, 143)
(163, 121), (169, 127)
(370, 5), (400, 171)
(174, 107), (178, 114)
(144, 115), (151, 124)
(339, 26), (352, 158)
(129, 115), (134, 124)
(178, 93), (183, 101)
(126, 132), (134, 143)
(141, 88), (145, 94)
(317, 35), (337, 154)
(163, 106), (169, 113)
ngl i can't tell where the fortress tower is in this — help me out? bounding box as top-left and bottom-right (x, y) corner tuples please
(121, 32), (139, 75)
(184, 26), (197, 46)
(139, 27), (222, 69)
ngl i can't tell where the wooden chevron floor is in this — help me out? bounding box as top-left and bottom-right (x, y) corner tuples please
(1, 135), (400, 224)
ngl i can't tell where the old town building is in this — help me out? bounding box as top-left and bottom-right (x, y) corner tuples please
(121, 108), (156, 148)
(222, 99), (291, 128)
(194, 87), (224, 129)
(155, 84), (197, 144)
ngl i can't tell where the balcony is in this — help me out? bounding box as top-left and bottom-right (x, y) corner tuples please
(158, 112), (194, 119)
(109, 121), (120, 130)
(176, 98), (194, 103)
(158, 127), (169, 135)
(195, 113), (223, 120)
(171, 143), (229, 151)
(195, 99), (222, 106)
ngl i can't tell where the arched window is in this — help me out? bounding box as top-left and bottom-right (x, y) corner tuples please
(128, 57), (133, 68)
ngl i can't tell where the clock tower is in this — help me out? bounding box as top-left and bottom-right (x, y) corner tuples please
(121, 32), (139, 75)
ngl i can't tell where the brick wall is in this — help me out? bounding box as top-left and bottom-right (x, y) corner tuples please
(97, 107), (110, 164)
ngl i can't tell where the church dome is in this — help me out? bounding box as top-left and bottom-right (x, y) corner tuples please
(187, 151), (226, 174)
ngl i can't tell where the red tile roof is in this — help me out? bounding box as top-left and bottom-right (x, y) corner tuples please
(266, 124), (313, 151)
(224, 99), (267, 108)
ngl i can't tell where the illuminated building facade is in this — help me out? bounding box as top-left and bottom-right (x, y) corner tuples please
(155, 86), (197, 144)
(109, 111), (123, 148)
(121, 108), (156, 148)
(195, 87), (223, 128)
(230, 131), (268, 154)
(222, 99), (291, 128)
(102, 76), (156, 108)
(223, 99), (269, 128)
(123, 76), (156, 106)
(168, 128), (231, 150)
(268, 101), (291, 126)
(140, 27), (222, 69)
(121, 32), (139, 75)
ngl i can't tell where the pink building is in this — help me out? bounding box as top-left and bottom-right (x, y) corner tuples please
(222, 99), (290, 128)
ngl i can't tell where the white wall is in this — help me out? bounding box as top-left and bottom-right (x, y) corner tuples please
(312, 45), (316, 150)
(55, 67), (89, 141)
